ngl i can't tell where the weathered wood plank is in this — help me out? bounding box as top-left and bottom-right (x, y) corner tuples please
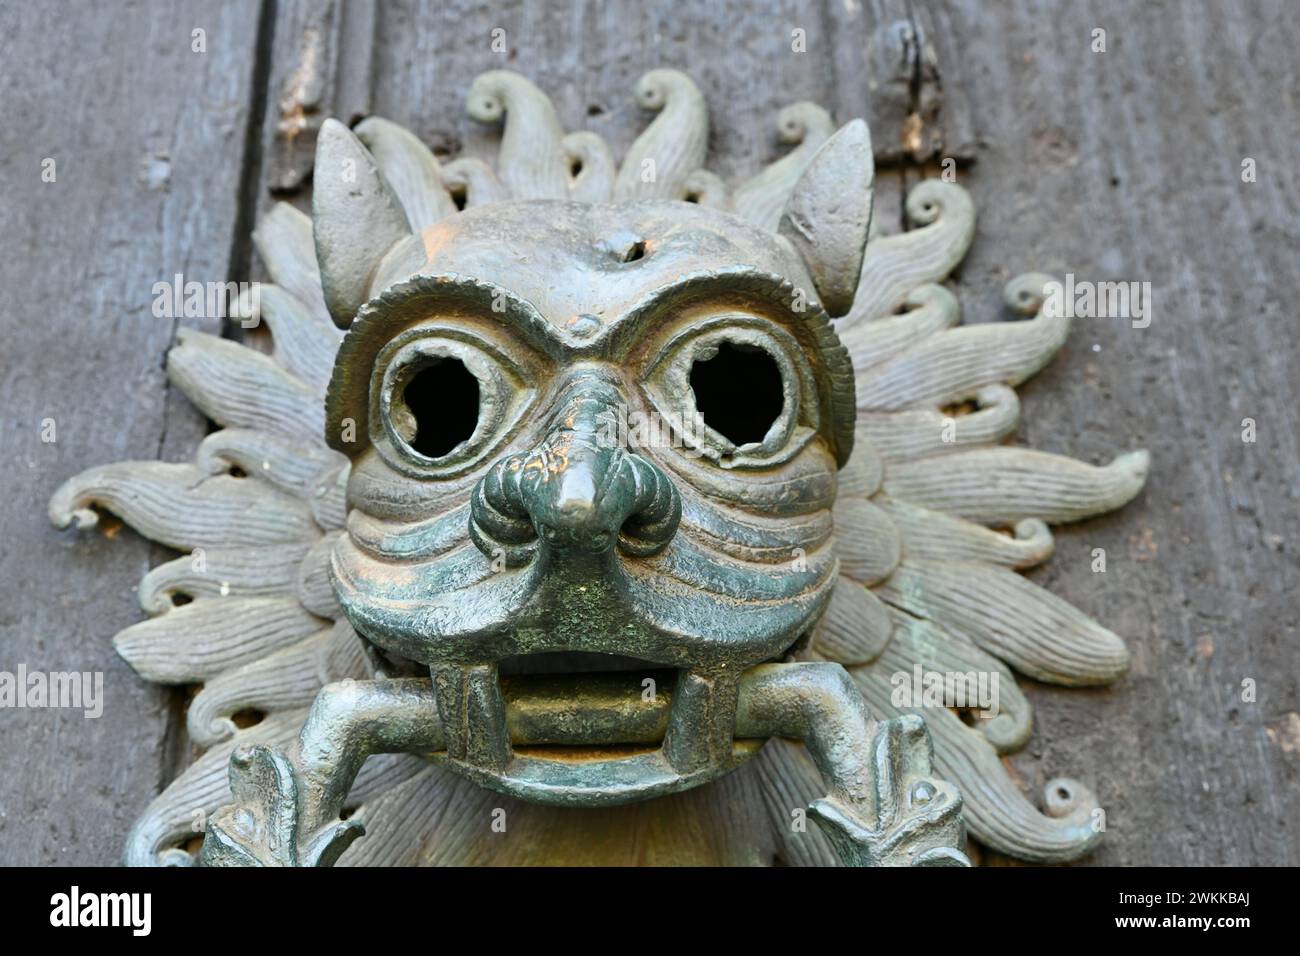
(0, 0), (268, 865)
(260, 0), (377, 196)
(932, 0), (1300, 865)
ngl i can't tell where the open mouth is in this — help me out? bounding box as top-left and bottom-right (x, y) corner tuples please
(500, 655), (676, 755)
(424, 642), (805, 805)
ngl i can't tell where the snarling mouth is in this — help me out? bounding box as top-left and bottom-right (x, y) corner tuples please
(424, 646), (809, 804)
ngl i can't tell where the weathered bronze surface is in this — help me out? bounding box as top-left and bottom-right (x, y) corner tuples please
(49, 68), (1147, 866)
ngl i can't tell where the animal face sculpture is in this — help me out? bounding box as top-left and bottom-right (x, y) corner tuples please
(325, 196), (861, 806)
(50, 69), (1148, 867)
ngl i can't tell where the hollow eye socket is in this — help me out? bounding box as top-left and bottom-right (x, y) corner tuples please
(400, 357), (480, 459)
(689, 341), (784, 447)
(641, 317), (815, 469)
(374, 332), (533, 479)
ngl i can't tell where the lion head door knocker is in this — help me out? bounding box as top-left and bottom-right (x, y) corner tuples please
(50, 69), (1148, 867)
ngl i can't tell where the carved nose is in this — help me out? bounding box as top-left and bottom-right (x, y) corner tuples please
(469, 373), (681, 566)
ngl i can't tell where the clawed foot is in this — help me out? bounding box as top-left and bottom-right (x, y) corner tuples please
(809, 715), (970, 867)
(199, 744), (363, 867)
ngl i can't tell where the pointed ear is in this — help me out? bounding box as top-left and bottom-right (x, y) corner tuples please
(778, 119), (874, 317)
(313, 118), (413, 329)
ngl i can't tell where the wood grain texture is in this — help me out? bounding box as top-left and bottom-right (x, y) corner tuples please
(1, 0), (1295, 865)
(927, 0), (1300, 865)
(0, 0), (269, 865)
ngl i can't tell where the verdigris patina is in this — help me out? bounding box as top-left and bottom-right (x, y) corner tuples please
(50, 69), (1148, 867)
